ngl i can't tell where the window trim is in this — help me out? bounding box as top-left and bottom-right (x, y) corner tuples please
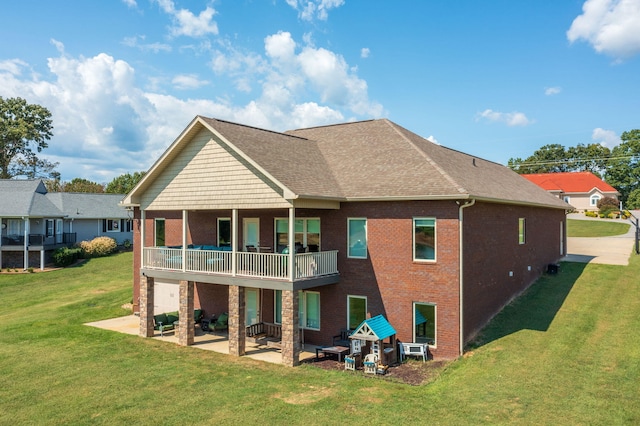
(413, 302), (436, 347)
(347, 295), (367, 330)
(518, 218), (526, 245)
(154, 218), (165, 247)
(274, 217), (321, 253)
(299, 290), (320, 331)
(347, 218), (367, 259)
(590, 194), (601, 206)
(105, 219), (120, 233)
(217, 217), (231, 247)
(413, 217), (436, 262)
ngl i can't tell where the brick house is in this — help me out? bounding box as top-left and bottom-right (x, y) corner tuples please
(0, 179), (132, 270)
(122, 116), (569, 366)
(522, 171), (619, 212)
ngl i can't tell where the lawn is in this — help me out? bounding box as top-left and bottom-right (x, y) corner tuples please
(567, 218), (631, 237)
(1, 251), (639, 425)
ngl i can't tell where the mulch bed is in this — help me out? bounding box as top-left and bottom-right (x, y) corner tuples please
(302, 356), (448, 386)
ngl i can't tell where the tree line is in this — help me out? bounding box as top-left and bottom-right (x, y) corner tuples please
(1, 96), (145, 194)
(508, 130), (640, 209)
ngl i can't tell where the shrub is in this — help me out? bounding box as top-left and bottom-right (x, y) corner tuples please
(52, 247), (82, 267)
(585, 211), (598, 218)
(597, 196), (619, 217)
(79, 236), (118, 258)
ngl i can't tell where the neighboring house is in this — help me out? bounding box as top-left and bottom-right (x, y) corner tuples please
(522, 172), (620, 212)
(122, 116), (569, 366)
(0, 179), (132, 270)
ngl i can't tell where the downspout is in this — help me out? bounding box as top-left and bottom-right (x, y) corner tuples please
(458, 199), (475, 357)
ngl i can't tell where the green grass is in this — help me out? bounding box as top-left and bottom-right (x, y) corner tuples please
(567, 218), (630, 237)
(1, 251), (640, 425)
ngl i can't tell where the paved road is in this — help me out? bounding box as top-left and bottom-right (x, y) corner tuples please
(564, 212), (639, 266)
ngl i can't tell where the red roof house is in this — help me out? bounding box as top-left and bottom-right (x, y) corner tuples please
(522, 172), (619, 212)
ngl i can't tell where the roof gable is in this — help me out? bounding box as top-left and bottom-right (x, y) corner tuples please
(350, 315), (397, 341)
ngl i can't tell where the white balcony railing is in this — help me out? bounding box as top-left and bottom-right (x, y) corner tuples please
(143, 247), (338, 281)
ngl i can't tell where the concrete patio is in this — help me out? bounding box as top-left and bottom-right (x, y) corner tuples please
(85, 314), (319, 365)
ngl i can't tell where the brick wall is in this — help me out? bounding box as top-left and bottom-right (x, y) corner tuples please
(462, 202), (566, 342)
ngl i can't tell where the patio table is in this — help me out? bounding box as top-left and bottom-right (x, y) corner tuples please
(315, 345), (350, 362)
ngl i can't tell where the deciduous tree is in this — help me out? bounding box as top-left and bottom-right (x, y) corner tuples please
(0, 97), (56, 179)
(105, 171), (146, 194)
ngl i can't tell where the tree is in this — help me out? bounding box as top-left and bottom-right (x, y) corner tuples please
(626, 188), (640, 210)
(566, 143), (611, 177)
(605, 129), (640, 204)
(508, 144), (569, 173)
(0, 97), (55, 179)
(105, 171), (146, 194)
(62, 178), (104, 193)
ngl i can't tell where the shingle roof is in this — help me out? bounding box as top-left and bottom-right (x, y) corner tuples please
(0, 179), (128, 218)
(125, 117), (570, 210)
(522, 172), (619, 194)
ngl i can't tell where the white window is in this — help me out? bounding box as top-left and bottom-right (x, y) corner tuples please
(347, 218), (367, 259)
(590, 194), (601, 206)
(414, 302), (436, 346)
(155, 219), (165, 246)
(299, 291), (320, 330)
(414, 218), (436, 261)
(347, 295), (367, 330)
(218, 218), (231, 247)
(518, 218), (526, 244)
(7, 219), (22, 235)
(274, 290), (320, 330)
(563, 196), (570, 203)
(106, 219), (120, 232)
(274, 218), (320, 253)
(46, 219), (55, 237)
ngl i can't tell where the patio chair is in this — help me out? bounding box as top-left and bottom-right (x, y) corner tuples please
(210, 312), (229, 331)
(363, 354), (378, 374)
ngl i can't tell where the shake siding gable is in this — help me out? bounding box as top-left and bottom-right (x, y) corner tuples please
(140, 129), (291, 210)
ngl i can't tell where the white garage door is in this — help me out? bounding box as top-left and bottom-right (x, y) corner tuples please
(154, 280), (179, 314)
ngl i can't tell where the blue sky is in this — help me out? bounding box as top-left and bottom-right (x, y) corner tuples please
(1, 0), (639, 183)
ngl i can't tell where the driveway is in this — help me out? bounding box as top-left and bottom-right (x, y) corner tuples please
(563, 212), (639, 266)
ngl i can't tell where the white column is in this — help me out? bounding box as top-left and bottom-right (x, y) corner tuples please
(288, 207), (295, 281)
(23, 217), (29, 270)
(232, 209), (238, 277)
(40, 250), (45, 271)
(140, 209), (146, 269)
(182, 210), (188, 272)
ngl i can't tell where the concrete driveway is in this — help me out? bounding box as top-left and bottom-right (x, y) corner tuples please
(563, 212), (639, 266)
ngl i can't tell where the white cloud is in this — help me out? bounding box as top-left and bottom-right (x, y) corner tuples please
(592, 127), (621, 147)
(361, 48), (370, 59)
(122, 35), (172, 53)
(476, 109), (534, 127)
(122, 0), (137, 8)
(156, 0), (218, 37)
(426, 135), (439, 145)
(286, 0), (345, 21)
(172, 74), (209, 90)
(0, 30), (383, 182)
(567, 0), (640, 59)
(545, 86), (561, 95)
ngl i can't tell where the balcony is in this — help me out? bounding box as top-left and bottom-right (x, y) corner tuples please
(1, 233), (77, 250)
(142, 247), (339, 287)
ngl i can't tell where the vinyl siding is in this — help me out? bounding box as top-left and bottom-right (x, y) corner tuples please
(140, 129), (291, 210)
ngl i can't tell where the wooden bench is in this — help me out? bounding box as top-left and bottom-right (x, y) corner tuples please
(246, 322), (282, 348)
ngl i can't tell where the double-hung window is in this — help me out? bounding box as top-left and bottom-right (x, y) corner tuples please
(347, 218), (367, 258)
(413, 218), (436, 261)
(105, 219), (120, 232)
